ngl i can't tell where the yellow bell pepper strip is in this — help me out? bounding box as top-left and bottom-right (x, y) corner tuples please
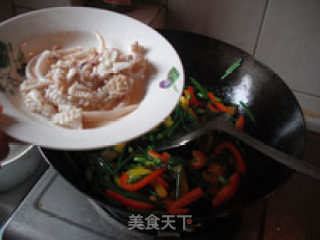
(151, 180), (168, 199)
(114, 143), (126, 152)
(191, 150), (206, 170)
(164, 116), (174, 128)
(105, 189), (155, 210)
(167, 187), (204, 215)
(126, 167), (152, 183)
(212, 142), (246, 174)
(120, 167), (166, 192)
(179, 96), (189, 109)
(211, 172), (240, 207)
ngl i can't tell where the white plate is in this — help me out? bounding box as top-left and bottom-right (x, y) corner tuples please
(0, 7), (184, 150)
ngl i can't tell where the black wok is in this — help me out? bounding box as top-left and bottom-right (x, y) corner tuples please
(40, 30), (306, 230)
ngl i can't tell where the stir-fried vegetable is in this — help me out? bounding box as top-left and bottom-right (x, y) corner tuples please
(78, 60), (257, 215)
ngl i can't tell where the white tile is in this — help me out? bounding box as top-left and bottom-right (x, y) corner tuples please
(255, 0), (320, 97)
(167, 0), (267, 53)
(126, 2), (165, 25)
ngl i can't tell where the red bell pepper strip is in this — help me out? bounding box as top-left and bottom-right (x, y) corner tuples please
(149, 195), (158, 201)
(212, 141), (246, 174)
(148, 149), (162, 160)
(207, 103), (219, 113)
(185, 86), (201, 106)
(191, 150), (206, 170)
(211, 172), (240, 207)
(208, 92), (233, 114)
(148, 150), (171, 163)
(156, 176), (170, 190)
(120, 167), (166, 192)
(161, 152), (171, 163)
(167, 187), (204, 215)
(235, 115), (245, 130)
(105, 189), (155, 210)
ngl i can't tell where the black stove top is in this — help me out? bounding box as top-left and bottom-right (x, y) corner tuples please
(2, 168), (252, 240)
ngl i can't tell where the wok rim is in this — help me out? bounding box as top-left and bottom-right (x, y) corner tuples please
(38, 29), (307, 223)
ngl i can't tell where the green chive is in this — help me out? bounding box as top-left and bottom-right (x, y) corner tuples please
(239, 101), (256, 123)
(220, 58), (243, 80)
(167, 120), (180, 137)
(115, 155), (132, 173)
(190, 77), (208, 98)
(133, 156), (148, 162)
(214, 96), (222, 102)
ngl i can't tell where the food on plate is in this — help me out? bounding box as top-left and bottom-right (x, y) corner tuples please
(19, 32), (149, 129)
(72, 59), (255, 214)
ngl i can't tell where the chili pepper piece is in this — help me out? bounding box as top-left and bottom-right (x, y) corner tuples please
(148, 149), (163, 160)
(212, 141), (246, 174)
(211, 172), (240, 207)
(207, 103), (219, 113)
(185, 86), (201, 106)
(167, 187), (203, 215)
(208, 92), (233, 114)
(105, 189), (155, 210)
(235, 115), (245, 130)
(161, 152), (171, 163)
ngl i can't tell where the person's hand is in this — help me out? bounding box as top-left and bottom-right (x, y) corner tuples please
(0, 104), (9, 160)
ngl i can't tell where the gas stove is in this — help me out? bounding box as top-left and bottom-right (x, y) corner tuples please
(1, 131), (319, 240)
(0, 168), (247, 240)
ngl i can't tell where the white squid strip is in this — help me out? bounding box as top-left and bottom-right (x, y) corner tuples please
(54, 46), (83, 56)
(34, 50), (52, 82)
(25, 55), (39, 80)
(95, 32), (106, 54)
(82, 104), (138, 122)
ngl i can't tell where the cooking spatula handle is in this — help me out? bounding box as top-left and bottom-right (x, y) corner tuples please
(212, 121), (320, 181)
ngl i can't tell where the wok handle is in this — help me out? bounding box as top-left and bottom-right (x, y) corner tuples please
(214, 121), (320, 181)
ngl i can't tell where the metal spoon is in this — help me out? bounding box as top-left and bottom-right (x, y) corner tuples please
(156, 113), (320, 181)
